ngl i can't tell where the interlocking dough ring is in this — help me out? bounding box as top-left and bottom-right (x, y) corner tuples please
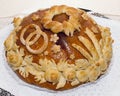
(20, 24), (48, 54)
(41, 5), (81, 36)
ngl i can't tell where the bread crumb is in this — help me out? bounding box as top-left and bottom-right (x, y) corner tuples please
(44, 51), (49, 55)
(51, 45), (61, 53)
(81, 13), (88, 20)
(31, 14), (39, 21)
(13, 17), (22, 27)
(70, 54), (75, 59)
(50, 34), (59, 43)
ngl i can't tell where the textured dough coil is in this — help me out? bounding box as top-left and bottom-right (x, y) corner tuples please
(20, 24), (48, 54)
(41, 5), (81, 36)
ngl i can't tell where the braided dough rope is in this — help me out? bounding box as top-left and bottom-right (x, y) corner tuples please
(41, 5), (81, 36)
(20, 24), (48, 54)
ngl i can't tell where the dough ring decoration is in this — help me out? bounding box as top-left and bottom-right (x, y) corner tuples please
(20, 24), (48, 54)
(41, 5), (81, 36)
(4, 5), (113, 91)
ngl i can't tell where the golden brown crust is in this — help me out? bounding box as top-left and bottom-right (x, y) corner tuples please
(4, 5), (113, 90)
